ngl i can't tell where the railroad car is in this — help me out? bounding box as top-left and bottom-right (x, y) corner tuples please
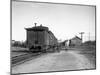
(25, 24), (58, 53)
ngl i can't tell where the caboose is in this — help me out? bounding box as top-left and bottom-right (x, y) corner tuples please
(25, 23), (58, 53)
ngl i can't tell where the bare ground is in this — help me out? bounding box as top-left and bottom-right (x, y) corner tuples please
(12, 49), (95, 74)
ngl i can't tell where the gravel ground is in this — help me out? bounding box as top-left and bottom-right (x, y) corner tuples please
(12, 50), (94, 74)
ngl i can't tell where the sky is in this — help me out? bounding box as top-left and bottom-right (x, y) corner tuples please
(12, 1), (96, 42)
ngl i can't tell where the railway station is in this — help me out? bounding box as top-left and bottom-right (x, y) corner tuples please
(11, 23), (95, 74)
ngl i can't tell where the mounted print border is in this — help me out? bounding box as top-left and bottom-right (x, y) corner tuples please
(11, 0), (96, 74)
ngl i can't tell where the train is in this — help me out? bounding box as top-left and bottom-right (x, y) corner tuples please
(25, 23), (58, 53)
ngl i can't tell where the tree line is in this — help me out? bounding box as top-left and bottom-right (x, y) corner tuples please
(12, 40), (27, 48)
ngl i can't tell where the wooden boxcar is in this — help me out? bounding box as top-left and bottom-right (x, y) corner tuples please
(25, 25), (58, 52)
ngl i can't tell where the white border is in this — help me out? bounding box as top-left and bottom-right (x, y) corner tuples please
(0, 0), (100, 75)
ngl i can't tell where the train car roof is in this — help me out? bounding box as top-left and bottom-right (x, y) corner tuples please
(25, 26), (49, 31)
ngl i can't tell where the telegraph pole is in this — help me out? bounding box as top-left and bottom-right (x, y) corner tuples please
(34, 23), (37, 27)
(89, 32), (90, 41)
(79, 32), (84, 43)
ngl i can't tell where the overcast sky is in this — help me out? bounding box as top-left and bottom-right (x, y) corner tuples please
(12, 1), (95, 42)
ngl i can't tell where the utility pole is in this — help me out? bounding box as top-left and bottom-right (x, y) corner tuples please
(79, 32), (84, 43)
(89, 32), (90, 41)
(34, 23), (37, 27)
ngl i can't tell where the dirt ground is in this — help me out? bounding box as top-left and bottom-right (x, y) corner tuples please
(12, 49), (95, 74)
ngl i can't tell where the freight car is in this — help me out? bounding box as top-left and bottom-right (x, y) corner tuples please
(25, 23), (58, 53)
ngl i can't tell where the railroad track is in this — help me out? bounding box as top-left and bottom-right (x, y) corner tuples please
(11, 52), (41, 67)
(11, 48), (58, 67)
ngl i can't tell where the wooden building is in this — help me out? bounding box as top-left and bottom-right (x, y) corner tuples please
(69, 36), (82, 46)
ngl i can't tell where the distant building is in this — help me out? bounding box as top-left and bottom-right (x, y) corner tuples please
(12, 40), (15, 44)
(69, 36), (82, 46)
(60, 40), (68, 47)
